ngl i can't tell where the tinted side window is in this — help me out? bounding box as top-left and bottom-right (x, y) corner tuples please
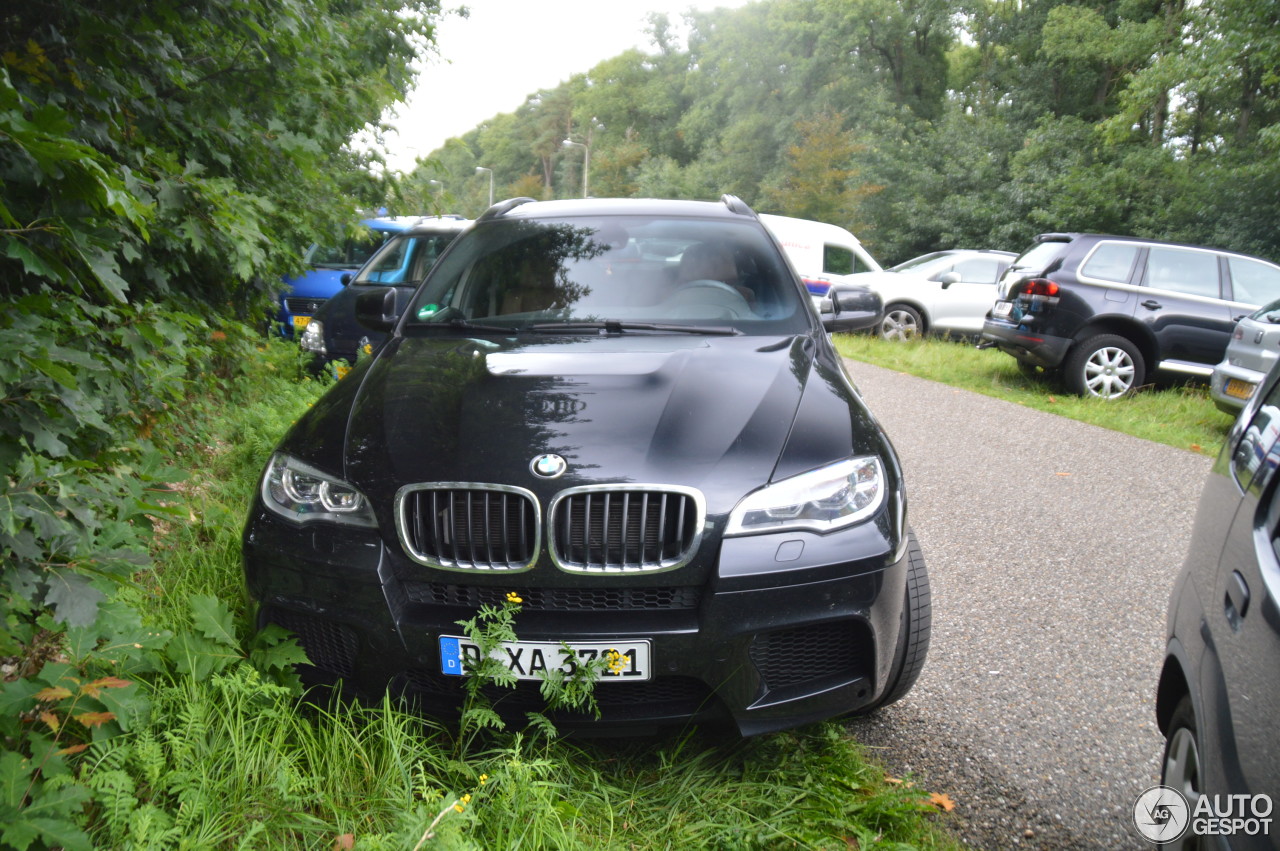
(1080, 243), (1140, 283)
(1144, 246), (1220, 298)
(1228, 257), (1280, 306)
(824, 244), (854, 276)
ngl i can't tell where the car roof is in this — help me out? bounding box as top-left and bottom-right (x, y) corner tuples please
(478, 196), (759, 223)
(399, 216), (473, 235)
(1034, 232), (1275, 263)
(362, 215), (469, 234)
(922, 248), (1016, 258)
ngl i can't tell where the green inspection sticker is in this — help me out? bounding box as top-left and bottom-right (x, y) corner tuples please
(417, 304), (439, 319)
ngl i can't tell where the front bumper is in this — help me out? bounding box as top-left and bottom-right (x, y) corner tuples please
(243, 505), (908, 736)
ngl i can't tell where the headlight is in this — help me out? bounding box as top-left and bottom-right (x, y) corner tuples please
(725, 457), (884, 536)
(261, 453), (376, 527)
(299, 319), (325, 354)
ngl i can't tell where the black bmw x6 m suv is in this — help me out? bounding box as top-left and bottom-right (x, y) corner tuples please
(243, 195), (930, 736)
(981, 233), (1280, 398)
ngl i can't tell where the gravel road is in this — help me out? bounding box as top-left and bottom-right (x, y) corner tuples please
(839, 358), (1215, 850)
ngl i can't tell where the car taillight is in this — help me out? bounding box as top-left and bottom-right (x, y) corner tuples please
(1020, 279), (1059, 297)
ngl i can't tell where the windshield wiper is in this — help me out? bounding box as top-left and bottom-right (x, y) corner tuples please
(417, 319), (515, 334)
(528, 320), (741, 336)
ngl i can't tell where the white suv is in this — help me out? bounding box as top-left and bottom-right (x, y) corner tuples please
(854, 249), (1016, 340)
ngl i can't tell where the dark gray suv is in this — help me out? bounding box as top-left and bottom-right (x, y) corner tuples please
(981, 233), (1280, 398)
(1156, 357), (1280, 848)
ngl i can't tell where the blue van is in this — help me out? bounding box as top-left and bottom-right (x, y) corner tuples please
(299, 216), (472, 375)
(277, 217), (424, 337)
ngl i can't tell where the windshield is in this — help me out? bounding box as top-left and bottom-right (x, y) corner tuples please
(406, 215), (809, 335)
(1251, 297), (1280, 321)
(890, 253), (951, 276)
(352, 231), (459, 286)
(304, 228), (388, 270)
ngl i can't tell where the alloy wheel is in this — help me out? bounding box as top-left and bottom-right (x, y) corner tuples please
(879, 307), (920, 341)
(1082, 345), (1137, 398)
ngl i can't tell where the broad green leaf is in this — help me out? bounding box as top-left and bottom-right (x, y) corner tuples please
(190, 594), (238, 648)
(43, 571), (105, 627)
(21, 356), (78, 391)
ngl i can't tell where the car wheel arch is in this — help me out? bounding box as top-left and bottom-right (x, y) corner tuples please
(1070, 319), (1157, 370)
(879, 302), (927, 340)
(1156, 648), (1192, 736)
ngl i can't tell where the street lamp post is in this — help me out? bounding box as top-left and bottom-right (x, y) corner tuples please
(562, 138), (589, 198)
(475, 166), (494, 207)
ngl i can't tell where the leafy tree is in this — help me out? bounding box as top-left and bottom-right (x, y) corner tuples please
(760, 111), (871, 227)
(0, 1), (441, 843)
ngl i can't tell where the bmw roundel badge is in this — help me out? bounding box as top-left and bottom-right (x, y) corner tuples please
(530, 453), (568, 479)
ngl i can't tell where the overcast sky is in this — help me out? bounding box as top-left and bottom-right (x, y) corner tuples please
(379, 0), (755, 172)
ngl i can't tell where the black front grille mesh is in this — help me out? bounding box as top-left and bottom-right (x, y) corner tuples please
(266, 608), (359, 677)
(400, 487), (538, 571)
(552, 489), (699, 572)
(403, 582), (701, 612)
(284, 296), (326, 315)
(402, 669), (715, 714)
(749, 621), (867, 690)
(398, 485), (702, 574)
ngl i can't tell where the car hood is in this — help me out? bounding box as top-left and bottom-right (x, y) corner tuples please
(326, 333), (834, 513)
(283, 268), (349, 299)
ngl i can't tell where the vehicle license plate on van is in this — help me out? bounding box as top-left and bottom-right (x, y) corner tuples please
(292, 315), (311, 330)
(1225, 378), (1255, 400)
(993, 300), (1014, 317)
(439, 636), (651, 681)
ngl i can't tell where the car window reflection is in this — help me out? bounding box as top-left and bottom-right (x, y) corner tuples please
(409, 217), (805, 332)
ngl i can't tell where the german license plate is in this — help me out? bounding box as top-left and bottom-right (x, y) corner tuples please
(993, 300), (1014, 317)
(439, 636), (651, 681)
(1225, 378), (1255, 400)
(292, 315), (311, 330)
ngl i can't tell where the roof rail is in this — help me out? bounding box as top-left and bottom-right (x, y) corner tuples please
(477, 197), (536, 223)
(720, 194), (755, 216)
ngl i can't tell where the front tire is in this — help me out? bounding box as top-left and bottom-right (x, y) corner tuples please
(863, 530), (931, 712)
(1064, 333), (1145, 399)
(1160, 696), (1204, 850)
(878, 304), (923, 341)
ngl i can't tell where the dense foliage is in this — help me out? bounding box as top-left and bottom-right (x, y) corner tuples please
(0, 1), (438, 845)
(413, 0), (1280, 265)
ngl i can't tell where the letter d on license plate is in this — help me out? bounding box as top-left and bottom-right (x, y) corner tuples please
(439, 636), (651, 681)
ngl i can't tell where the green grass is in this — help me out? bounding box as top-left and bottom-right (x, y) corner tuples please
(832, 334), (1234, 457)
(90, 338), (965, 851)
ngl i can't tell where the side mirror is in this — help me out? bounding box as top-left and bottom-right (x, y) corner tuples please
(340, 273), (353, 287)
(938, 271), (961, 289)
(355, 287), (405, 332)
(830, 286), (884, 331)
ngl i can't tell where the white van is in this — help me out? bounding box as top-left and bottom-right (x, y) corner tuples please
(759, 213), (883, 331)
